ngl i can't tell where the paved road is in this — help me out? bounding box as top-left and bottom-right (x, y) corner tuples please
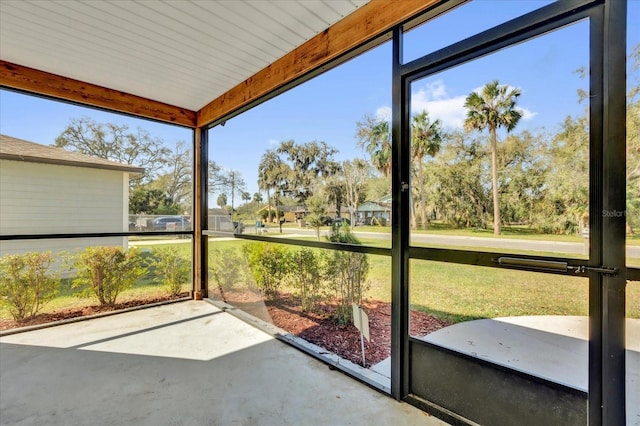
(275, 227), (640, 258)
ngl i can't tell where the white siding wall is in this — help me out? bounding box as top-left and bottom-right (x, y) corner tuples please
(0, 159), (127, 259)
(122, 172), (130, 232)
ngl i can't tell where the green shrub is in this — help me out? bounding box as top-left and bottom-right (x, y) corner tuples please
(290, 248), (325, 312)
(242, 242), (290, 299)
(0, 252), (59, 321)
(149, 246), (190, 296)
(326, 224), (370, 324)
(305, 193), (329, 240)
(209, 247), (245, 291)
(72, 246), (147, 306)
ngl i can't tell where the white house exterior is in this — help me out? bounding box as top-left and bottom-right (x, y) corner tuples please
(0, 134), (144, 259)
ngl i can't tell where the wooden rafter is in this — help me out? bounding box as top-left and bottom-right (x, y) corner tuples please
(0, 61), (197, 128)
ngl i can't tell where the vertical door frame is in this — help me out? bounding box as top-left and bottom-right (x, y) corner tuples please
(390, 1), (628, 424)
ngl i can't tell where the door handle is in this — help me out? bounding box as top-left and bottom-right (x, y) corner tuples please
(567, 265), (618, 275)
(495, 257), (617, 276)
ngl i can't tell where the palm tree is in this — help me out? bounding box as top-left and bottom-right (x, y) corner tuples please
(216, 193), (227, 210)
(411, 111), (442, 228)
(224, 169), (246, 220)
(356, 115), (392, 177)
(241, 191), (251, 214)
(258, 150), (287, 223)
(464, 80), (522, 235)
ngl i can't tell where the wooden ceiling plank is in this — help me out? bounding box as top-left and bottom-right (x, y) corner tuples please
(197, 0), (443, 128)
(0, 60), (197, 128)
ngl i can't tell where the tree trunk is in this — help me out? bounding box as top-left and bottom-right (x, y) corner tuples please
(267, 190), (272, 223)
(418, 160), (427, 228)
(410, 192), (417, 230)
(350, 206), (356, 230)
(469, 190), (484, 229)
(490, 127), (501, 235)
(231, 190), (235, 220)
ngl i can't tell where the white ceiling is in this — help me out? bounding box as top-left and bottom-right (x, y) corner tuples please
(0, 0), (369, 111)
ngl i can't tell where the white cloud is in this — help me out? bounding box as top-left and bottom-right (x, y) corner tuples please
(268, 139), (279, 146)
(375, 106), (391, 121)
(423, 79), (448, 99)
(411, 80), (467, 129)
(373, 80), (538, 130)
(516, 106), (538, 120)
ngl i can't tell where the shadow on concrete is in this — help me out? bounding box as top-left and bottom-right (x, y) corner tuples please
(0, 301), (446, 426)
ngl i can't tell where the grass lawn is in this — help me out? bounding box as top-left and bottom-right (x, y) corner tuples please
(0, 245), (192, 321)
(366, 255), (639, 323)
(2, 238), (637, 323)
(101, 237), (640, 322)
(206, 238), (640, 322)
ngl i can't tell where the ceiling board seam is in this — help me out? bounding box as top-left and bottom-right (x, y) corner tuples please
(77, 1), (264, 74)
(0, 9), (257, 100)
(172, 0), (290, 60)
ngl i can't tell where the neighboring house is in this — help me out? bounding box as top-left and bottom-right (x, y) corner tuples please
(325, 204), (350, 220)
(357, 195), (392, 224)
(0, 134), (144, 260)
(289, 205), (350, 224)
(256, 204), (350, 224)
(280, 205), (306, 223)
(256, 205), (306, 223)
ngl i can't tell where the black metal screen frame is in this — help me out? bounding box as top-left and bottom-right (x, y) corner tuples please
(392, 1), (628, 424)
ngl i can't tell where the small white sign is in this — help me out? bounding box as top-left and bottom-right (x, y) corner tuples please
(352, 303), (370, 341)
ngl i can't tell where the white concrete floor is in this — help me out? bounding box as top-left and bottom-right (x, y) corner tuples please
(0, 301), (448, 426)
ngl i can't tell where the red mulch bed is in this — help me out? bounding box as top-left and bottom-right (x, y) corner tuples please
(210, 287), (449, 367)
(1, 289), (449, 368)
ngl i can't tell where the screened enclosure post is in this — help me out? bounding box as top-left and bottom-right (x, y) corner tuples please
(200, 128), (209, 298)
(391, 25), (409, 400)
(600, 0), (627, 424)
(589, 1), (627, 424)
(588, 7), (604, 423)
(192, 127), (208, 300)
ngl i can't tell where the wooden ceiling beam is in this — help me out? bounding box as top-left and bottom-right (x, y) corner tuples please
(0, 61), (197, 128)
(197, 0), (444, 128)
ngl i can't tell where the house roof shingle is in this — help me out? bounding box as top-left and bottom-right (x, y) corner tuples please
(0, 134), (145, 174)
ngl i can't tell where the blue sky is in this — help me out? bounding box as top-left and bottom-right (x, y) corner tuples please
(1, 1), (638, 200)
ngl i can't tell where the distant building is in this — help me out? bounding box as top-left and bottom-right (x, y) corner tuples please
(0, 134), (144, 260)
(280, 205), (307, 223)
(256, 205), (306, 223)
(357, 195), (391, 224)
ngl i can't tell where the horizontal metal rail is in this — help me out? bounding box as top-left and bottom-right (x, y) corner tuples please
(409, 246), (592, 276)
(0, 231), (193, 240)
(211, 232), (392, 257)
(400, 0), (597, 80)
(3, 231), (637, 281)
